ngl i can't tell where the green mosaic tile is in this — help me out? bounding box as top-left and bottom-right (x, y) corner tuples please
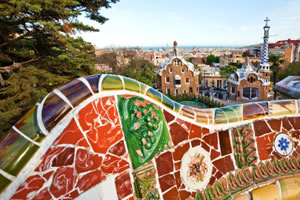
(0, 174), (11, 193)
(146, 88), (162, 103)
(162, 95), (174, 110)
(215, 105), (242, 124)
(123, 77), (140, 93)
(15, 106), (44, 143)
(139, 82), (148, 94)
(0, 129), (39, 176)
(174, 101), (181, 112)
(101, 75), (123, 91)
(117, 95), (171, 169)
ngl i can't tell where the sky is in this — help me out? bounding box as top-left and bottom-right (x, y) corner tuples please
(78, 0), (300, 48)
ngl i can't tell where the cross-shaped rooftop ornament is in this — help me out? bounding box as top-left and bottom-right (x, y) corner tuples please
(264, 17), (270, 26)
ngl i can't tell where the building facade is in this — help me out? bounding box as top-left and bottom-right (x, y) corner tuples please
(157, 41), (200, 96)
(227, 18), (271, 102)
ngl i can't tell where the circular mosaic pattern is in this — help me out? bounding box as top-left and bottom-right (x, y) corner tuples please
(274, 132), (293, 156)
(180, 146), (212, 190)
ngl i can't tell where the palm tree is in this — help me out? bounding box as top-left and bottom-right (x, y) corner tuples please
(269, 54), (284, 100)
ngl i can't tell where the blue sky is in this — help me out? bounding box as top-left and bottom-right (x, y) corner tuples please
(78, 0), (300, 48)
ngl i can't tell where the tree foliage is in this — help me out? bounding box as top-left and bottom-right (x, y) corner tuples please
(0, 0), (118, 135)
(220, 65), (237, 78)
(118, 58), (157, 86)
(206, 55), (219, 65)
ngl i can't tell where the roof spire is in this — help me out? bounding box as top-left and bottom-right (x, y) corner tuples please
(173, 41), (178, 57)
(260, 17), (271, 66)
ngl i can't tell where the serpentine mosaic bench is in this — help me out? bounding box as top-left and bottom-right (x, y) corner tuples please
(0, 74), (299, 200)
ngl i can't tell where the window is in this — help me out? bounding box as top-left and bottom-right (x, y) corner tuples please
(184, 90), (187, 94)
(189, 87), (193, 94)
(175, 79), (181, 85)
(174, 60), (179, 66)
(166, 77), (170, 83)
(167, 88), (171, 94)
(176, 89), (179, 95)
(231, 86), (236, 94)
(242, 87), (258, 99)
(169, 68), (173, 73)
(182, 68), (185, 73)
(186, 78), (189, 83)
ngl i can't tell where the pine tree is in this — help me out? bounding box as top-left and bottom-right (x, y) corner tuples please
(0, 0), (118, 135)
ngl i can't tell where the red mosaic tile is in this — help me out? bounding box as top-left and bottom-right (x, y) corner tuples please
(201, 142), (210, 152)
(267, 119), (281, 132)
(173, 142), (190, 161)
(78, 97), (124, 154)
(32, 188), (52, 200)
(76, 170), (106, 192)
(155, 151), (174, 177)
(176, 118), (192, 132)
(174, 161), (181, 171)
(159, 174), (176, 192)
(291, 130), (300, 140)
(256, 132), (275, 160)
(212, 167), (217, 175)
(126, 196), (135, 200)
(189, 124), (202, 139)
(115, 171), (133, 200)
(170, 123), (189, 146)
(49, 167), (77, 198)
(218, 130), (232, 156)
(282, 117), (292, 131)
(211, 149), (221, 161)
(101, 154), (129, 175)
(52, 147), (74, 167)
(288, 117), (300, 130)
(209, 176), (216, 185)
(43, 171), (54, 180)
(202, 128), (210, 135)
(35, 146), (67, 172)
(75, 148), (103, 173)
(109, 140), (127, 157)
(191, 139), (201, 147)
(215, 171), (223, 179)
(163, 187), (179, 200)
(203, 132), (218, 150)
(179, 190), (191, 200)
(164, 110), (175, 123)
(174, 171), (181, 188)
(12, 175), (45, 199)
(213, 155), (235, 174)
(253, 120), (271, 136)
(61, 189), (80, 200)
(53, 119), (89, 147)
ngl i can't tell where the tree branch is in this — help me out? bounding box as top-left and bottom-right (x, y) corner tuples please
(0, 57), (39, 73)
(0, 31), (34, 48)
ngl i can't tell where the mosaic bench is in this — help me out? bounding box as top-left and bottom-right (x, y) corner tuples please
(0, 74), (299, 200)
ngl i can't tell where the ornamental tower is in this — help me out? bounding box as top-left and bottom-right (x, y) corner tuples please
(259, 17), (271, 72)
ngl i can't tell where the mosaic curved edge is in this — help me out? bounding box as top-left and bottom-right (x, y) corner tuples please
(0, 74), (299, 200)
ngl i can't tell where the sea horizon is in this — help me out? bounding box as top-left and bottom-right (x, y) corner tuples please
(98, 45), (244, 50)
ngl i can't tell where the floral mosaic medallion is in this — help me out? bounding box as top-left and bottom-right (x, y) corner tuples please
(117, 95), (171, 169)
(180, 146), (212, 190)
(274, 132), (293, 156)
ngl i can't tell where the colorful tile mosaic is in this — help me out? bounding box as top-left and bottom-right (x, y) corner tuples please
(1, 74), (300, 200)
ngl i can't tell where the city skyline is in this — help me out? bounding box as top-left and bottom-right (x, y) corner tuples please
(78, 0), (300, 48)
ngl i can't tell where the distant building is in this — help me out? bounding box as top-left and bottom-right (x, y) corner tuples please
(268, 39), (300, 63)
(199, 64), (227, 89)
(227, 18), (271, 102)
(220, 52), (261, 67)
(156, 41), (200, 96)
